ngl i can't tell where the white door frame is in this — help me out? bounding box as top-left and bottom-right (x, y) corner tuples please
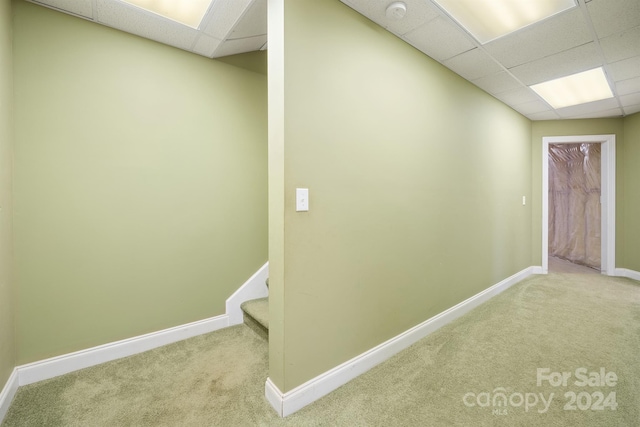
(542, 134), (616, 275)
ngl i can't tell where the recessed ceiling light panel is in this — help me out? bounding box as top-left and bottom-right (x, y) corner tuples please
(432, 0), (576, 44)
(530, 67), (614, 109)
(121, 0), (213, 29)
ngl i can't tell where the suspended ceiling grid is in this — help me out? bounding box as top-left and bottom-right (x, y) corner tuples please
(26, 0), (267, 58)
(26, 0), (640, 121)
(341, 0), (640, 120)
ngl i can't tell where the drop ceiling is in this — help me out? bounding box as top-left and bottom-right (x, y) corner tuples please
(341, 0), (640, 120)
(27, 0), (640, 120)
(26, 0), (267, 58)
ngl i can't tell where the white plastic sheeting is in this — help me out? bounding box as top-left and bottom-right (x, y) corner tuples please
(548, 143), (601, 270)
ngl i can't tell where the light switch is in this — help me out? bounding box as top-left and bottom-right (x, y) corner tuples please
(522, 196), (526, 206)
(296, 188), (309, 212)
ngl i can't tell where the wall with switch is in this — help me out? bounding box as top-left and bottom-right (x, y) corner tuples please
(12, 1), (267, 364)
(269, 0), (532, 393)
(0, 0), (16, 394)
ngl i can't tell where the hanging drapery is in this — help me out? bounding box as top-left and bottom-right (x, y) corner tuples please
(548, 143), (601, 269)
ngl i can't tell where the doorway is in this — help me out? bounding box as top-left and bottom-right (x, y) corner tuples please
(548, 143), (601, 273)
(541, 135), (616, 275)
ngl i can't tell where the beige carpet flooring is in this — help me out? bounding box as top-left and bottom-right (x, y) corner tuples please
(3, 272), (639, 426)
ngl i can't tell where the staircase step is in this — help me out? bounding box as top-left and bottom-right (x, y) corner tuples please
(241, 297), (268, 340)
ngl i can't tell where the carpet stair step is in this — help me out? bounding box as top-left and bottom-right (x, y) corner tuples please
(241, 297), (269, 340)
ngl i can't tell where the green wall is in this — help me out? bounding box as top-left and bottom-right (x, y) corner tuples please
(623, 113), (640, 271)
(13, 1), (267, 364)
(217, 50), (267, 75)
(531, 119), (625, 267)
(0, 0), (15, 387)
(269, 0), (533, 392)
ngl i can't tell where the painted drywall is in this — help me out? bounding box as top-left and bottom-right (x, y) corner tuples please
(623, 113), (640, 271)
(531, 119), (625, 267)
(269, 0), (533, 392)
(217, 51), (267, 75)
(267, 0), (285, 391)
(13, 1), (267, 364)
(0, 0), (16, 387)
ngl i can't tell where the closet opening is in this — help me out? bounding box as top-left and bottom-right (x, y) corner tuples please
(541, 135), (616, 275)
(548, 143), (601, 273)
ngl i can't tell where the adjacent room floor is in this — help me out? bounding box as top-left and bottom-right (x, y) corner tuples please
(548, 256), (600, 274)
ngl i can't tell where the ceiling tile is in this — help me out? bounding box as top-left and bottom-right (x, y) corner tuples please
(340, 0), (440, 36)
(493, 87), (540, 106)
(443, 48), (502, 81)
(403, 16), (475, 62)
(192, 34), (222, 58)
(572, 108), (624, 119)
(472, 71), (523, 95)
(586, 0), (640, 39)
(31, 0), (93, 18)
(556, 97), (620, 118)
(229, 0), (267, 39)
(484, 8), (592, 69)
(528, 110), (561, 121)
(600, 26), (640, 63)
(508, 43), (602, 86)
(620, 92), (640, 107)
(513, 100), (552, 115)
(608, 56), (640, 82)
(616, 76), (640, 96)
(202, 0), (253, 40)
(96, 0), (198, 51)
(213, 35), (267, 58)
(623, 104), (640, 115)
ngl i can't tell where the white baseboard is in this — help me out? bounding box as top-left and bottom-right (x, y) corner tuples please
(15, 261), (270, 387)
(265, 266), (537, 417)
(265, 378), (283, 415)
(0, 369), (18, 423)
(226, 262), (269, 325)
(1, 315), (229, 423)
(614, 268), (640, 281)
(17, 314), (229, 386)
(531, 266), (545, 274)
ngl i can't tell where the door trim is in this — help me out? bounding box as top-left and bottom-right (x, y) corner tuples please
(542, 134), (616, 275)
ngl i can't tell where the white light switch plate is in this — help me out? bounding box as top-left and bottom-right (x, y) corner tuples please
(296, 188), (309, 212)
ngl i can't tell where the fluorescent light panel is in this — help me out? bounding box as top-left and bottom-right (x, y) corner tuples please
(530, 68), (614, 109)
(121, 0), (212, 28)
(432, 0), (576, 44)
